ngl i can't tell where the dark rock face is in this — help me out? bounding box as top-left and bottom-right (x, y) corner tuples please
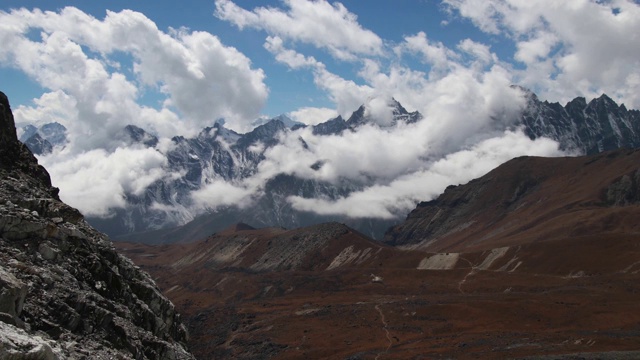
(0, 91), (194, 359)
(0, 91), (21, 164)
(520, 92), (640, 154)
(1, 92), (54, 192)
(122, 125), (159, 148)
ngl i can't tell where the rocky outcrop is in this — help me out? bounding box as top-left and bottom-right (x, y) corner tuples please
(0, 91), (195, 359)
(605, 169), (640, 206)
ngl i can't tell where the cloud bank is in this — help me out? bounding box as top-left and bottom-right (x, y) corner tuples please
(2, 1), (638, 223)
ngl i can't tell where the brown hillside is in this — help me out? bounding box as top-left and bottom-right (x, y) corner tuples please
(385, 148), (640, 252)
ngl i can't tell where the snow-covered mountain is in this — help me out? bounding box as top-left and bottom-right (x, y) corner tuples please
(20, 92), (640, 241)
(88, 105), (413, 239)
(18, 122), (67, 155)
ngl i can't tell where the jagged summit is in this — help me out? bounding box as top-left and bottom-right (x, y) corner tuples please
(122, 124), (159, 147)
(312, 98), (423, 135)
(18, 122), (67, 155)
(520, 91), (640, 154)
(0, 91), (195, 359)
(251, 113), (303, 129)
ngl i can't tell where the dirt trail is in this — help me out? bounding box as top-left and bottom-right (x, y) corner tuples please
(374, 304), (392, 360)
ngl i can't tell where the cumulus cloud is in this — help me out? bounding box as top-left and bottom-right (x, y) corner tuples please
(288, 107), (337, 126)
(263, 36), (374, 117)
(0, 7), (268, 139)
(443, 0), (640, 108)
(215, 0), (384, 60)
(190, 180), (256, 211)
(39, 147), (169, 217)
(0, 6), (268, 216)
(395, 31), (458, 76)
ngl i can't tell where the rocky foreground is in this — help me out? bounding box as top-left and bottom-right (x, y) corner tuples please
(0, 91), (195, 359)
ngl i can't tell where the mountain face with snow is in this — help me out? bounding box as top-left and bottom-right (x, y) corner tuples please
(19, 122), (67, 155)
(520, 91), (640, 154)
(20, 92), (640, 241)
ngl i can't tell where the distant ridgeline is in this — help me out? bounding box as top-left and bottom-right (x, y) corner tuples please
(19, 91), (640, 242)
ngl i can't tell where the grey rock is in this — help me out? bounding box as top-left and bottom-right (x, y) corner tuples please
(0, 267), (27, 319)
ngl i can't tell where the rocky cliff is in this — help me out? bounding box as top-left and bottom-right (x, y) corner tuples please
(0, 91), (194, 359)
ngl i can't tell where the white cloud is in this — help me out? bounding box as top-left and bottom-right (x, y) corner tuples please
(190, 180), (256, 211)
(38, 147), (169, 217)
(215, 0), (384, 60)
(444, 0), (640, 108)
(13, 90), (78, 128)
(287, 130), (562, 218)
(0, 6), (269, 216)
(263, 36), (321, 69)
(288, 107), (337, 126)
(457, 39), (496, 67)
(0, 6), (268, 144)
(396, 31), (458, 75)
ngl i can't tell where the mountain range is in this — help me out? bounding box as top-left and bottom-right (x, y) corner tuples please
(19, 91), (640, 244)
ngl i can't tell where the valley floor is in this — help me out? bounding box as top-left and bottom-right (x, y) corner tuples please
(117, 234), (640, 359)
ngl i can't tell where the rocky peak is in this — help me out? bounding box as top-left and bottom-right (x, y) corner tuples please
(19, 122), (67, 155)
(0, 91), (195, 359)
(312, 115), (347, 135)
(23, 133), (53, 155)
(122, 124), (158, 148)
(236, 119), (286, 149)
(0, 91), (20, 162)
(0, 91), (53, 192)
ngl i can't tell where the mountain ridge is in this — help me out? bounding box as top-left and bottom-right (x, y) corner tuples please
(19, 90), (640, 243)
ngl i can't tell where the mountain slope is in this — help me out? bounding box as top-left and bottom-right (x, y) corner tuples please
(0, 91), (194, 359)
(384, 148), (640, 251)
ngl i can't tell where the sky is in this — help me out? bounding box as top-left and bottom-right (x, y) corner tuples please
(0, 0), (639, 221)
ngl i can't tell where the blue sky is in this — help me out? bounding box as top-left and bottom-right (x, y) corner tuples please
(1, 1), (639, 219)
(1, 0), (513, 119)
